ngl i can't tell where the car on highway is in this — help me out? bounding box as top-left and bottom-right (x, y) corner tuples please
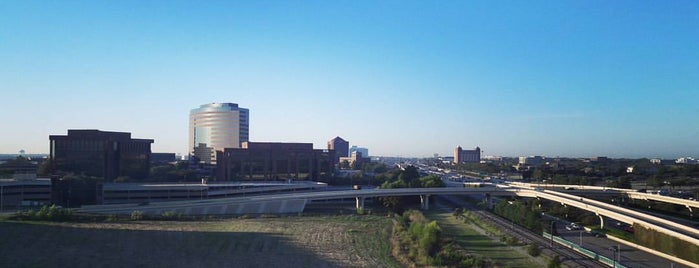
(566, 223), (582, 230)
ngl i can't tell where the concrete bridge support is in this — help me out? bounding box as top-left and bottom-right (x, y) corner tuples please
(420, 195), (430, 210)
(687, 205), (693, 217)
(356, 197), (365, 210)
(597, 213), (604, 229)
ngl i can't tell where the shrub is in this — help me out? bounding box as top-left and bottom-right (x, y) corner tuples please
(548, 255), (562, 268)
(160, 211), (180, 220)
(527, 244), (541, 257)
(130, 210), (144, 221)
(13, 205), (73, 221)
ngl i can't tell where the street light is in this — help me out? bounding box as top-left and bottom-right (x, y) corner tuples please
(609, 245), (621, 267)
(550, 221), (555, 247)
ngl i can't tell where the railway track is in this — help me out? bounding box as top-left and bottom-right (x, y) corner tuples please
(437, 195), (607, 268)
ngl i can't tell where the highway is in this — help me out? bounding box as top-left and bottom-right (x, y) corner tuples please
(435, 194), (606, 268)
(78, 181), (699, 267)
(554, 219), (690, 268)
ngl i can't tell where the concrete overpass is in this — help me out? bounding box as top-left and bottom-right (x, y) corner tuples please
(79, 185), (699, 251)
(507, 182), (699, 216)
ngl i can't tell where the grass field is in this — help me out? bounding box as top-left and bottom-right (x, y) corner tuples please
(427, 212), (545, 268)
(0, 215), (401, 268)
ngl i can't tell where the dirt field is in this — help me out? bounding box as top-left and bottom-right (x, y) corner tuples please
(0, 215), (401, 268)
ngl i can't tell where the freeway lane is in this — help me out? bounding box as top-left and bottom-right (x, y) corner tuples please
(556, 224), (690, 268)
(542, 189), (699, 240)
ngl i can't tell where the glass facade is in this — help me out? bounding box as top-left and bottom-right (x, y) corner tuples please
(189, 103), (249, 164)
(49, 130), (153, 181)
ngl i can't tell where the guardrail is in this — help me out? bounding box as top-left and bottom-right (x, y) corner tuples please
(542, 189), (699, 239)
(544, 232), (625, 268)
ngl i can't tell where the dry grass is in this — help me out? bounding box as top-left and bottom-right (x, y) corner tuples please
(0, 215), (400, 268)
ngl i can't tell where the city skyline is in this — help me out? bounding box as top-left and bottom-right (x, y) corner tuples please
(1, 1), (698, 158)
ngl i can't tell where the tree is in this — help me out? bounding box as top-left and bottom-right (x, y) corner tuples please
(647, 176), (663, 189)
(547, 255), (562, 268)
(114, 176), (131, 183)
(419, 175), (445, 188)
(339, 160), (350, 170)
(399, 166), (420, 187)
(37, 159), (52, 176)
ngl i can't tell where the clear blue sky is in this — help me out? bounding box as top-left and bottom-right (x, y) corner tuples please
(1, 1), (697, 158)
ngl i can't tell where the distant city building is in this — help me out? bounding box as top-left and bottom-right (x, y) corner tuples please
(339, 151), (370, 169)
(676, 157), (698, 164)
(189, 103), (249, 165)
(350, 146), (369, 158)
(518, 156), (545, 166)
(151, 153), (177, 164)
(515, 156), (546, 171)
(216, 142), (334, 181)
(454, 146), (481, 163)
(0, 157), (38, 180)
(440, 156), (455, 164)
(49, 130), (153, 181)
(482, 155), (503, 162)
(589, 156), (609, 163)
(650, 158), (662, 165)
(327, 136), (349, 164)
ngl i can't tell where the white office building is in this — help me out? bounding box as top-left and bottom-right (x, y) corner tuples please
(189, 103), (249, 164)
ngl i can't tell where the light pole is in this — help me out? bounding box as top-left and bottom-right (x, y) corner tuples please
(550, 221), (555, 247)
(609, 245), (621, 267)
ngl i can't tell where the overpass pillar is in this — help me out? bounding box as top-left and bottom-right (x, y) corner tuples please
(686, 205), (693, 217)
(356, 197), (365, 210)
(484, 194), (493, 210)
(420, 195), (430, 210)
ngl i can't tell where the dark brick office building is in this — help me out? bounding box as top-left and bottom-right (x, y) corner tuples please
(216, 142), (334, 181)
(49, 130), (154, 181)
(327, 136), (349, 165)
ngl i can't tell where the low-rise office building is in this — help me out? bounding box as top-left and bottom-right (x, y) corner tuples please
(0, 179), (51, 210)
(216, 142), (334, 181)
(49, 130), (154, 181)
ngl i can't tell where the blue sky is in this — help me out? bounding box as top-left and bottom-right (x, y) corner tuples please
(1, 1), (697, 158)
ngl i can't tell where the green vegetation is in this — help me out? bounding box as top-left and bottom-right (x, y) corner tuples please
(547, 255), (562, 268)
(12, 205), (74, 221)
(148, 162), (198, 182)
(392, 210), (493, 267)
(527, 244), (541, 257)
(633, 223), (699, 264)
(0, 214), (400, 268)
(130, 210), (144, 221)
(379, 166), (445, 212)
(492, 200), (543, 233)
(432, 211), (544, 267)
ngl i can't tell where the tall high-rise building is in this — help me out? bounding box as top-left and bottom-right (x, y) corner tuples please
(327, 136), (349, 164)
(189, 103), (249, 164)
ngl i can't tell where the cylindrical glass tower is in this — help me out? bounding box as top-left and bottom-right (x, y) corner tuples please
(189, 103), (249, 164)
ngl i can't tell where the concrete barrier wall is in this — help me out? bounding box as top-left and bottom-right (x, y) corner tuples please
(544, 232), (625, 268)
(606, 235), (698, 268)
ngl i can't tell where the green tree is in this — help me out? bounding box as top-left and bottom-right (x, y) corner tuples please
(419, 175), (445, 188)
(547, 255), (562, 268)
(339, 160), (350, 170)
(399, 166), (420, 187)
